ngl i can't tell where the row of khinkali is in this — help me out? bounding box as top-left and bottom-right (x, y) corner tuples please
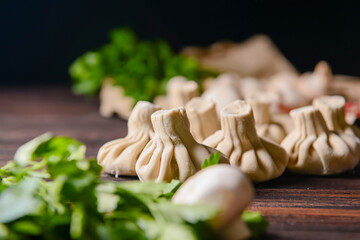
(201, 61), (333, 114)
(99, 95), (359, 183)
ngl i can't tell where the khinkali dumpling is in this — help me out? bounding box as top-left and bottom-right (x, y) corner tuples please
(313, 95), (360, 138)
(185, 97), (220, 142)
(202, 74), (241, 116)
(136, 107), (229, 182)
(297, 61), (332, 100)
(268, 71), (308, 108)
(97, 101), (161, 176)
(152, 76), (199, 109)
(167, 76), (199, 108)
(203, 100), (288, 182)
(246, 96), (286, 144)
(238, 77), (265, 99)
(99, 78), (135, 119)
(281, 106), (360, 175)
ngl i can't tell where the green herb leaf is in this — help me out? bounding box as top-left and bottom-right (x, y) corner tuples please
(201, 152), (220, 169)
(1, 134), (265, 239)
(242, 210), (269, 239)
(33, 136), (86, 164)
(69, 28), (214, 103)
(0, 178), (40, 223)
(14, 132), (52, 166)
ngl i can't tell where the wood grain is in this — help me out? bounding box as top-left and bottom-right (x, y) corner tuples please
(1, 87), (360, 240)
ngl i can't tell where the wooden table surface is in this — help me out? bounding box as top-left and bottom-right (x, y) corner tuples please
(1, 87), (360, 240)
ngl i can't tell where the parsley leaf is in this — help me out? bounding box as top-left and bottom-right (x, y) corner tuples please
(69, 28), (214, 103)
(0, 134), (218, 239)
(1, 134), (266, 239)
(242, 210), (269, 239)
(201, 152), (220, 169)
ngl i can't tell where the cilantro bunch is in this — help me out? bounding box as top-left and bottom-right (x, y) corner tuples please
(0, 134), (268, 240)
(69, 28), (208, 103)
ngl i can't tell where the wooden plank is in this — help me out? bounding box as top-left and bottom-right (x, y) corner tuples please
(1, 87), (360, 239)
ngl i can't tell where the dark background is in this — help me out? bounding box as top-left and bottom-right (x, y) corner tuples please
(1, 0), (360, 86)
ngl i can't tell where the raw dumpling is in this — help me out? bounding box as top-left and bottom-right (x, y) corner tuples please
(202, 74), (241, 116)
(281, 106), (360, 175)
(172, 164), (254, 240)
(97, 101), (161, 176)
(238, 77), (265, 99)
(297, 61), (332, 100)
(152, 76), (199, 109)
(135, 107), (229, 182)
(313, 95), (360, 138)
(203, 100), (288, 182)
(167, 76), (199, 108)
(99, 78), (135, 119)
(185, 97), (220, 142)
(246, 96), (286, 144)
(268, 71), (308, 108)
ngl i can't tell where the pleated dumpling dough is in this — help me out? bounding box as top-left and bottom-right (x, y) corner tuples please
(185, 97), (220, 142)
(203, 100), (288, 182)
(313, 95), (360, 138)
(135, 107), (229, 182)
(97, 101), (161, 176)
(281, 106), (360, 175)
(246, 96), (286, 144)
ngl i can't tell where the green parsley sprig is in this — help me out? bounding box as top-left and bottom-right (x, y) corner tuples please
(201, 152), (221, 169)
(0, 134), (267, 239)
(69, 28), (214, 103)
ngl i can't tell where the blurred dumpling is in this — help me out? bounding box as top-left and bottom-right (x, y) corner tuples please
(202, 74), (241, 116)
(153, 76), (199, 109)
(136, 107), (229, 182)
(238, 77), (265, 99)
(313, 95), (360, 138)
(246, 96), (286, 144)
(172, 164), (254, 240)
(99, 78), (135, 119)
(168, 76), (199, 108)
(281, 106), (360, 175)
(268, 71), (308, 108)
(97, 101), (161, 176)
(203, 100), (288, 182)
(297, 61), (332, 100)
(185, 97), (220, 142)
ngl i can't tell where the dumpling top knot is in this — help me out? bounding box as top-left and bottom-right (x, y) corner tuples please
(313, 95), (360, 138)
(167, 76), (199, 108)
(185, 97), (220, 142)
(246, 96), (286, 144)
(127, 101), (161, 136)
(289, 106), (329, 136)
